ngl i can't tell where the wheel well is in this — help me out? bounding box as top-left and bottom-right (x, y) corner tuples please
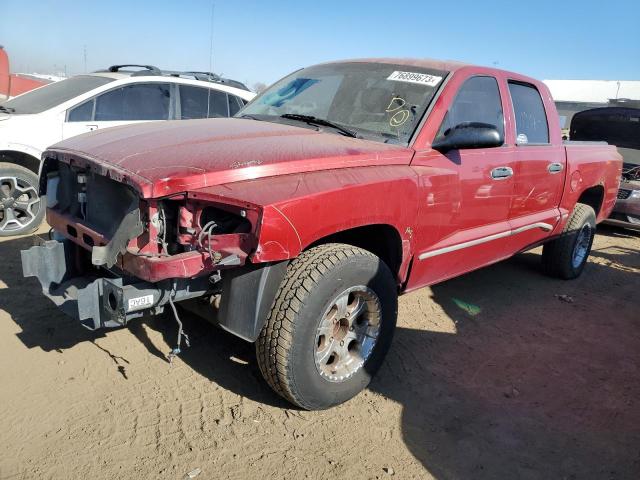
(577, 185), (605, 216)
(307, 224), (403, 277)
(0, 150), (41, 174)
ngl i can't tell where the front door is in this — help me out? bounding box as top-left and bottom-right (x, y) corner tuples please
(63, 82), (172, 140)
(407, 75), (515, 289)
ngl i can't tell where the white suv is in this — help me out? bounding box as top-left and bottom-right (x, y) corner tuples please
(0, 65), (255, 236)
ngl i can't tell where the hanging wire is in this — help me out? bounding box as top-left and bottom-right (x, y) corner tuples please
(167, 280), (190, 364)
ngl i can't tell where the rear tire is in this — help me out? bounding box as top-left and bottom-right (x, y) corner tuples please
(542, 203), (596, 279)
(256, 243), (398, 410)
(0, 162), (45, 237)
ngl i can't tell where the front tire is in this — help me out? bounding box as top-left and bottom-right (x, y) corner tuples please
(542, 203), (596, 279)
(0, 162), (45, 237)
(256, 243), (398, 410)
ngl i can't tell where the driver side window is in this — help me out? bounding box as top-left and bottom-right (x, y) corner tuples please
(436, 76), (504, 141)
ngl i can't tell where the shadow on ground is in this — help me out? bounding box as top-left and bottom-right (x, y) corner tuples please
(368, 247), (640, 479)
(0, 234), (288, 407)
(1, 232), (639, 478)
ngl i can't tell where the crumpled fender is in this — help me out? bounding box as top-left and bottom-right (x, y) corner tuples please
(252, 204), (304, 261)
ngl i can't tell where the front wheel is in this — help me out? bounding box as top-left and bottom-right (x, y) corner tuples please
(256, 243), (398, 410)
(0, 163), (45, 237)
(542, 203), (596, 279)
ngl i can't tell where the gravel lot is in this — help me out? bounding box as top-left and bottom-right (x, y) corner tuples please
(0, 225), (638, 479)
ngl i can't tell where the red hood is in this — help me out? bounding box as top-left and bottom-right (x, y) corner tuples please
(47, 118), (413, 198)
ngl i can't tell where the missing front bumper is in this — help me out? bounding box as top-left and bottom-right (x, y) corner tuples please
(21, 239), (210, 330)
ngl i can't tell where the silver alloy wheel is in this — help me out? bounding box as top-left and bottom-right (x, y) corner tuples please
(571, 223), (592, 268)
(314, 286), (382, 382)
(0, 176), (41, 233)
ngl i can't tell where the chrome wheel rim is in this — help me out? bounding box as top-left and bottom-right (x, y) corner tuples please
(0, 176), (40, 233)
(572, 223), (592, 268)
(314, 286), (382, 383)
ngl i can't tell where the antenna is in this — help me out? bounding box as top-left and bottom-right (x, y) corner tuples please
(206, 2), (215, 118)
(83, 45), (87, 73)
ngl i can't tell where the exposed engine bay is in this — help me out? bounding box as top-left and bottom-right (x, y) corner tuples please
(39, 157), (257, 277)
(621, 162), (640, 184)
(22, 156), (287, 355)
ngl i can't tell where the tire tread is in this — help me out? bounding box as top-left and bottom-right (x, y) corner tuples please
(256, 243), (377, 408)
(542, 202), (596, 279)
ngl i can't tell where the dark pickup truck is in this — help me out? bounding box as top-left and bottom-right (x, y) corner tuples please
(22, 58), (622, 409)
(570, 106), (640, 229)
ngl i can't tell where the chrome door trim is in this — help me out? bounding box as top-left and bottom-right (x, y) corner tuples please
(548, 162), (563, 174)
(511, 222), (554, 234)
(418, 230), (511, 259)
(418, 222), (553, 260)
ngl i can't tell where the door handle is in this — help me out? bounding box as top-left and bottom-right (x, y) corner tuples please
(87, 124), (98, 131)
(548, 162), (563, 174)
(490, 166), (513, 180)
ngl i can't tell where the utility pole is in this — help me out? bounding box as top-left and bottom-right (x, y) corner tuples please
(208, 2), (215, 74)
(206, 2), (214, 118)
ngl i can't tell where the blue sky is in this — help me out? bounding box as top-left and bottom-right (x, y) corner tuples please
(2, 0), (638, 88)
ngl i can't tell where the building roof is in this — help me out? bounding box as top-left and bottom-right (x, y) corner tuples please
(544, 80), (640, 103)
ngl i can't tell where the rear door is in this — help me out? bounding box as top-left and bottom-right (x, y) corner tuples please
(506, 81), (564, 251)
(177, 85), (245, 119)
(408, 74), (516, 288)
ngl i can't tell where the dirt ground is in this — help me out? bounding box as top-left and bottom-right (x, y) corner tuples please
(0, 225), (638, 480)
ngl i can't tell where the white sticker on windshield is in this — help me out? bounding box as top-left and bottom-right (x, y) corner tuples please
(387, 71), (442, 87)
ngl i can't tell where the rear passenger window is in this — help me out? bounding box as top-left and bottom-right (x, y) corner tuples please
(436, 76), (504, 142)
(508, 82), (549, 144)
(68, 99), (94, 122)
(95, 83), (171, 121)
(228, 94), (244, 116)
(180, 86), (229, 119)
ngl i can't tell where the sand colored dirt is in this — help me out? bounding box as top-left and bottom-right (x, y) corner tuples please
(0, 226), (638, 479)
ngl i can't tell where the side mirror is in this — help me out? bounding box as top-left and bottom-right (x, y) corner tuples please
(432, 122), (503, 153)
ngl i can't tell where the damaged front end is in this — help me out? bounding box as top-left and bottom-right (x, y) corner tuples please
(22, 155), (285, 344)
(21, 238), (210, 330)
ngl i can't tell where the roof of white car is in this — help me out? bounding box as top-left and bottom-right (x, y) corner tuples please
(87, 68), (253, 99)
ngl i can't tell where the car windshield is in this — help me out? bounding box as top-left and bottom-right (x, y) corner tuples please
(1, 75), (115, 114)
(239, 62), (448, 144)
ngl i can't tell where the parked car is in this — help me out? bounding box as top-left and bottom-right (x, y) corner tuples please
(22, 59), (622, 410)
(569, 107), (640, 230)
(0, 64), (255, 236)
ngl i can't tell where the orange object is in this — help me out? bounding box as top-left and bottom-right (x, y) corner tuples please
(0, 46), (48, 98)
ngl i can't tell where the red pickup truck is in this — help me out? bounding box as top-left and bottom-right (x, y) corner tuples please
(22, 59), (622, 410)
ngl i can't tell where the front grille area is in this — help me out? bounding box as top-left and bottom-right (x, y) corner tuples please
(617, 189), (631, 200)
(51, 162), (139, 238)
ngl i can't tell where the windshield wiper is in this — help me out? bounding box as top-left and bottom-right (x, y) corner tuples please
(239, 114), (263, 121)
(280, 114), (357, 138)
(0, 105), (15, 113)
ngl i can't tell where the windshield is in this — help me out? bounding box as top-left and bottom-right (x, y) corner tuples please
(239, 62), (447, 144)
(0, 75), (115, 114)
